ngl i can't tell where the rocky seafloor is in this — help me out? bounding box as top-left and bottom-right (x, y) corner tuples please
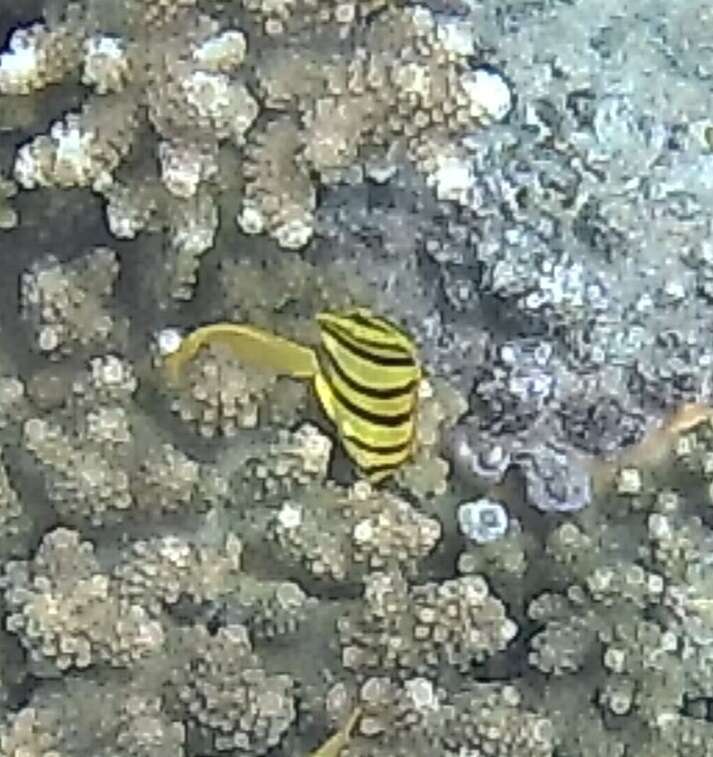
(1, 0), (713, 755)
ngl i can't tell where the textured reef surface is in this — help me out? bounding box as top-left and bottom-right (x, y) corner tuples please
(2, 0), (713, 755)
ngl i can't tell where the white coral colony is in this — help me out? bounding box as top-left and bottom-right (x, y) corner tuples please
(457, 498), (509, 544)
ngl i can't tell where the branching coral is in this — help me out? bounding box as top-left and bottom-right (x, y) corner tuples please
(271, 481), (442, 581)
(3, 528), (164, 673)
(4, 2), (713, 757)
(338, 569), (517, 675)
(0, 0), (511, 285)
(20, 247), (123, 358)
(171, 623), (296, 754)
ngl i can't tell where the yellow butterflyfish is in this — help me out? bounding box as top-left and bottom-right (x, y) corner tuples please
(161, 309), (421, 482)
(314, 309), (421, 483)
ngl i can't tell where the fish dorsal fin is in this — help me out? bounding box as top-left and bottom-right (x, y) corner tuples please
(163, 322), (319, 384)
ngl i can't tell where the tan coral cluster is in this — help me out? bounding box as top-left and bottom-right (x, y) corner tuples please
(0, 16), (82, 94)
(110, 692), (187, 756)
(0, 704), (64, 757)
(343, 675), (445, 750)
(238, 116), (316, 249)
(167, 340), (279, 437)
(272, 492), (349, 580)
(20, 247), (122, 359)
(242, 0), (388, 38)
(23, 413), (135, 521)
(0, 681), (187, 757)
(338, 569), (517, 674)
(247, 3), (512, 247)
(586, 560), (665, 609)
(527, 592), (601, 676)
(229, 578), (317, 640)
(0, 524), (265, 684)
(333, 678), (553, 757)
(458, 517), (529, 589)
(114, 532), (243, 614)
(272, 481), (441, 581)
(23, 354), (226, 525)
(132, 443), (222, 514)
(269, 422), (333, 478)
(13, 97), (139, 190)
(111, 510), (316, 642)
(172, 624), (296, 754)
(349, 482), (442, 572)
(1, 1), (511, 286)
(21, 352), (136, 523)
(512, 414), (713, 755)
(23, 414), (221, 523)
(598, 616), (680, 721)
(3, 529), (164, 673)
(1, 4), (253, 297)
(444, 684), (555, 757)
(233, 423), (333, 503)
(82, 352), (138, 402)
